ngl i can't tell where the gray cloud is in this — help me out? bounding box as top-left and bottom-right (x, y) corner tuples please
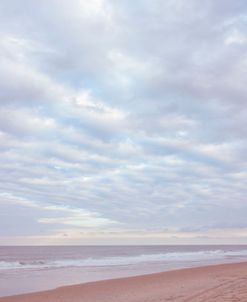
(1, 0), (247, 244)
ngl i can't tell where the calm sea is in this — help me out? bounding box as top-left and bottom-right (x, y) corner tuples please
(1, 245), (247, 297)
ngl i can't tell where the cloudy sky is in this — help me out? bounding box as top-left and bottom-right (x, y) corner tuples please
(1, 0), (247, 245)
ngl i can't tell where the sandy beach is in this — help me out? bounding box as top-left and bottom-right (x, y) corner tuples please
(1, 262), (247, 302)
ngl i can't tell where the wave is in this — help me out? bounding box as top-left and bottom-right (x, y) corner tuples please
(1, 249), (247, 271)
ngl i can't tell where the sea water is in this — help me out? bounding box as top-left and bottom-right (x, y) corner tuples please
(1, 245), (247, 297)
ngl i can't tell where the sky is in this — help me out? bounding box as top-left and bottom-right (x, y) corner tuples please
(1, 0), (247, 245)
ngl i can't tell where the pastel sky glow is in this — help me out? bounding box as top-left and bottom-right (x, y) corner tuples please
(1, 0), (247, 245)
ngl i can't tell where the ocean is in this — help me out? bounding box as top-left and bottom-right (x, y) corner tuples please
(1, 245), (247, 297)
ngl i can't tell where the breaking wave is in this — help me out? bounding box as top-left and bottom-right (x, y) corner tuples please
(1, 249), (247, 271)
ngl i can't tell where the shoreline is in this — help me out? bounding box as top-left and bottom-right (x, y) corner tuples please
(1, 261), (247, 301)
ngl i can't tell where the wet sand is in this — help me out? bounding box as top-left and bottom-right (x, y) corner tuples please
(1, 262), (247, 302)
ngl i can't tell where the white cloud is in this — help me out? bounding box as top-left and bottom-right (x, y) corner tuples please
(225, 28), (247, 45)
(1, 0), (247, 244)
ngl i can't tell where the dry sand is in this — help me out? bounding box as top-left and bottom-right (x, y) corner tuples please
(1, 262), (247, 302)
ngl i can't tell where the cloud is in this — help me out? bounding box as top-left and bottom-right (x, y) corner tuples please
(1, 0), (247, 244)
(0, 192), (117, 236)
